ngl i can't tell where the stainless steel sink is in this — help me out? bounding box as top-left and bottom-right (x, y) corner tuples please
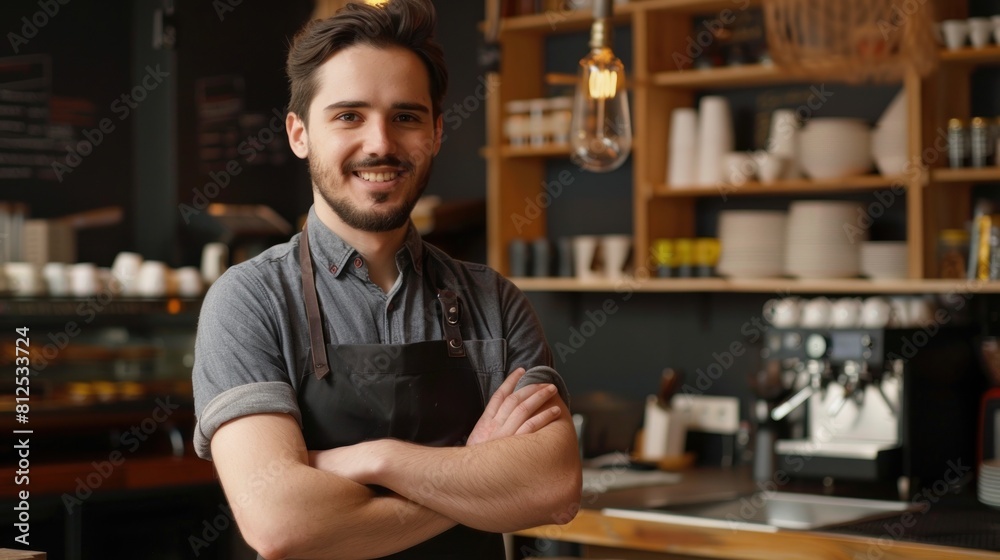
(603, 492), (915, 532)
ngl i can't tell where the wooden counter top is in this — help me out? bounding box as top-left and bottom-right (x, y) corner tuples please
(515, 468), (1000, 560)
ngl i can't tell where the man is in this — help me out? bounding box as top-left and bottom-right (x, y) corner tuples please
(191, 1), (581, 558)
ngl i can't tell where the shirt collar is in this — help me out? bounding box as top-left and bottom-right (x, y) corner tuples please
(305, 206), (423, 279)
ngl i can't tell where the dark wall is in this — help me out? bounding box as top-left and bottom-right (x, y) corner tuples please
(0, 0), (135, 264)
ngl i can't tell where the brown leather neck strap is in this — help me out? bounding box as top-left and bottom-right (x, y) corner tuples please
(299, 224), (331, 380)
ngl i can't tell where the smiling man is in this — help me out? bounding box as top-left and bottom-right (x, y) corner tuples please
(191, 1), (581, 558)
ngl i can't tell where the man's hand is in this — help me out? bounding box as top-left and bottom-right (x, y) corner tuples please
(466, 367), (562, 446)
(308, 440), (386, 484)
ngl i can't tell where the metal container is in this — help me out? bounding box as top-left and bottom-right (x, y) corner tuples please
(948, 118), (968, 168)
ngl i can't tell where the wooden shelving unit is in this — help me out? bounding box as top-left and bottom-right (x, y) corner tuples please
(931, 166), (1000, 183)
(500, 143), (573, 158)
(938, 44), (1000, 65)
(483, 0), (994, 294)
(511, 276), (1000, 294)
(650, 64), (805, 89)
(651, 174), (906, 198)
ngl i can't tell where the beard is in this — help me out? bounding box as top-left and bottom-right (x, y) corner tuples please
(309, 151), (432, 233)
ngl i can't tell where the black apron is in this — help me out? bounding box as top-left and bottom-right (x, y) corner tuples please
(294, 224), (505, 559)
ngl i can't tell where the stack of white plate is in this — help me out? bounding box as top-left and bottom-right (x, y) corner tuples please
(860, 241), (908, 280)
(979, 459), (1000, 509)
(785, 201), (865, 279)
(717, 210), (787, 278)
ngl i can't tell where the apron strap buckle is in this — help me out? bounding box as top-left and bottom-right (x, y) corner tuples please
(437, 290), (466, 358)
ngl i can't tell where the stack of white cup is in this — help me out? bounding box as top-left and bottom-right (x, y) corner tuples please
(666, 108), (699, 187)
(695, 96), (734, 186)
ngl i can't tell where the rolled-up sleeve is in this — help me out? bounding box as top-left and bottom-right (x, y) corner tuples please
(192, 266), (301, 460)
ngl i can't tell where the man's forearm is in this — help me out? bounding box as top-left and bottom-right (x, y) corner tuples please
(359, 404), (581, 533)
(211, 414), (456, 560)
(265, 468), (457, 560)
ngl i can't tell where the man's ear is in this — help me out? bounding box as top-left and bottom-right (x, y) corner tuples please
(432, 113), (443, 156)
(287, 112), (309, 159)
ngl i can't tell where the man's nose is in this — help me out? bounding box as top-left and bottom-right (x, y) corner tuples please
(361, 118), (395, 156)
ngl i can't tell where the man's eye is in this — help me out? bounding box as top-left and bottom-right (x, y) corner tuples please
(337, 113), (359, 122)
(396, 114), (419, 123)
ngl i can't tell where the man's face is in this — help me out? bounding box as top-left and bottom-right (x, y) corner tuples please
(288, 44), (441, 232)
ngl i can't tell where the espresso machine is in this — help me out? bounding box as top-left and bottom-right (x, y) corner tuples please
(761, 327), (982, 499)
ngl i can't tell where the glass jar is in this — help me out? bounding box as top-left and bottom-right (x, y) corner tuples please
(651, 239), (673, 277)
(948, 118), (968, 168)
(503, 100), (531, 147)
(674, 239), (694, 278)
(971, 117), (993, 168)
(938, 229), (969, 279)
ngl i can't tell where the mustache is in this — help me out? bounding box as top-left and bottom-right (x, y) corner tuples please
(345, 156), (413, 173)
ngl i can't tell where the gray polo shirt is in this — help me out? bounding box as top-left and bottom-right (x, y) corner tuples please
(192, 206), (567, 459)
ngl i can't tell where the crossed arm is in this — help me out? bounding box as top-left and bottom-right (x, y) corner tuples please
(210, 368), (582, 560)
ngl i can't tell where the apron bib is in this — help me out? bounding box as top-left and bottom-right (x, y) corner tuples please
(293, 224), (505, 559)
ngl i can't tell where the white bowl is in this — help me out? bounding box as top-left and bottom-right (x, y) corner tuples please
(798, 119), (874, 179)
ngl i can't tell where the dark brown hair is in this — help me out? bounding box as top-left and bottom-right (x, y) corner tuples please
(286, 0), (448, 125)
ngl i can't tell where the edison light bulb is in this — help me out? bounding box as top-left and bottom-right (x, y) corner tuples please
(569, 0), (632, 173)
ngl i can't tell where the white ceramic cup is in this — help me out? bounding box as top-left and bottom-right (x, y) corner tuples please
(941, 19), (970, 50)
(136, 260), (169, 297)
(860, 296), (892, 328)
(201, 242), (229, 286)
(5, 262), (41, 297)
(721, 151), (757, 186)
(767, 109), (802, 179)
(800, 297), (833, 328)
(572, 236), (599, 280)
(42, 262), (71, 296)
(754, 151), (787, 184)
(600, 235), (632, 279)
(174, 266), (204, 298)
(831, 297), (863, 329)
(762, 297), (801, 328)
(70, 263), (99, 297)
(667, 107), (699, 187)
(908, 295), (936, 327)
(696, 96), (734, 185)
(969, 17), (992, 48)
(111, 251), (143, 296)
(889, 296), (911, 327)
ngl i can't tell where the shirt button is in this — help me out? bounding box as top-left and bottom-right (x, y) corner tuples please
(387, 302), (394, 312)
(354, 257), (363, 268)
(328, 264), (338, 274)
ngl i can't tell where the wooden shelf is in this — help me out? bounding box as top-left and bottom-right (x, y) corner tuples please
(488, 0), (763, 34)
(652, 64), (805, 89)
(939, 45), (1000, 65)
(511, 276), (1000, 294)
(652, 174), (906, 198)
(931, 166), (1000, 183)
(499, 143), (573, 158)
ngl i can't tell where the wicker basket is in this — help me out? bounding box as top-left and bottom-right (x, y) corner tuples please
(764, 0), (939, 82)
